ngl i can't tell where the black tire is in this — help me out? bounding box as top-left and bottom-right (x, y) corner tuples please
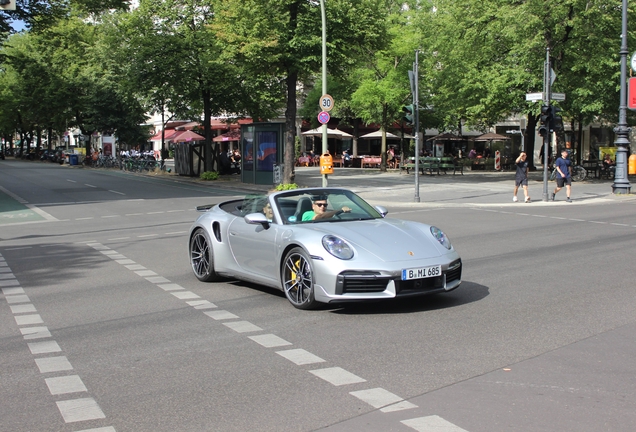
(572, 166), (586, 182)
(281, 247), (318, 310)
(190, 228), (220, 282)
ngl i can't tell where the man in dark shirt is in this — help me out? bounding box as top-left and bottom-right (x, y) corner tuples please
(551, 150), (572, 202)
(513, 151), (531, 203)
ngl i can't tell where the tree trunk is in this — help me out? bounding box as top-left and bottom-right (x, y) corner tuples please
(283, 70), (298, 184)
(203, 89), (213, 173)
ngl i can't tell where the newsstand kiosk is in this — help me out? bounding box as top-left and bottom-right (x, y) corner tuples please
(240, 122), (284, 185)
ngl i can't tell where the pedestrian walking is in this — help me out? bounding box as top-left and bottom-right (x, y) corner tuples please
(513, 151), (531, 203)
(551, 150), (572, 202)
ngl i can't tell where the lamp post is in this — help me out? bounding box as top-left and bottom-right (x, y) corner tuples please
(612, 0), (631, 194)
(320, 0), (328, 187)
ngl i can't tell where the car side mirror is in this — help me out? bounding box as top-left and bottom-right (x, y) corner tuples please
(244, 213), (271, 227)
(375, 205), (388, 218)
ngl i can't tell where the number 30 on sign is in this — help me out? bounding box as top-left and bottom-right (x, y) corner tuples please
(320, 94), (334, 112)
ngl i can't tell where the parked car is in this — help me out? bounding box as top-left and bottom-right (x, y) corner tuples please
(188, 187), (462, 309)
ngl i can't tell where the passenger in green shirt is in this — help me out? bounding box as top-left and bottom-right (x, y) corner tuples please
(302, 196), (351, 221)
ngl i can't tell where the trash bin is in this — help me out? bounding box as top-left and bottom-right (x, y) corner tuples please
(69, 154), (78, 166)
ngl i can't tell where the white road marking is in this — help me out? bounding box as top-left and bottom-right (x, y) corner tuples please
(380, 400), (418, 413)
(170, 291), (200, 300)
(203, 310), (238, 320)
(589, 220), (607, 224)
(107, 254), (127, 259)
(611, 223), (630, 226)
(125, 264), (146, 271)
(2, 287), (24, 295)
(116, 259), (136, 265)
(3, 247), (32, 251)
(100, 250), (119, 255)
(401, 415), (469, 432)
(249, 334), (292, 348)
(45, 375), (88, 395)
(15, 314), (44, 326)
(125, 213), (144, 216)
(56, 397), (106, 423)
(87, 244), (110, 250)
(276, 349), (326, 365)
(0, 267), (12, 272)
(146, 276), (171, 284)
(223, 321), (263, 333)
(186, 300), (217, 309)
(147, 211), (164, 214)
(108, 237), (131, 240)
(137, 234), (158, 238)
(157, 283), (184, 291)
(10, 304), (36, 314)
(349, 388), (403, 409)
(6, 294), (30, 303)
(35, 356), (74, 373)
(135, 270), (157, 277)
(167, 210), (185, 213)
(309, 367), (366, 386)
(28, 340), (62, 355)
(21, 326), (52, 340)
(0, 273), (16, 280)
(108, 190), (125, 195)
(101, 215), (120, 218)
(67, 179), (76, 183)
(85, 184), (97, 188)
(166, 231), (187, 235)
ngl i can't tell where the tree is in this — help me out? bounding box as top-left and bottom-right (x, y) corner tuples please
(214, 0), (387, 183)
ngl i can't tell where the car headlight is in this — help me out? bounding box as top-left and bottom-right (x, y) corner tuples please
(430, 226), (452, 250)
(322, 235), (354, 260)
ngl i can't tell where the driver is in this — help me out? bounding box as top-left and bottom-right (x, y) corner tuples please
(302, 195), (351, 221)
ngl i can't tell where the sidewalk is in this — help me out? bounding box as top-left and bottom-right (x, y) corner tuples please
(169, 166), (634, 207)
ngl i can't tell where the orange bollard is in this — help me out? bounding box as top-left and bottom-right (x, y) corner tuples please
(320, 153), (334, 175)
(629, 154), (636, 175)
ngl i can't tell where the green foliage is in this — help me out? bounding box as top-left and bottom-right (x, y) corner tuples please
(200, 171), (219, 181)
(275, 183), (299, 191)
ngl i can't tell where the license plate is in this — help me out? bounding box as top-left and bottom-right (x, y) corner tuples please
(402, 265), (442, 280)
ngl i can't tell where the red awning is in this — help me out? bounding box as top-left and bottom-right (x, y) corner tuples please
(150, 129), (179, 141)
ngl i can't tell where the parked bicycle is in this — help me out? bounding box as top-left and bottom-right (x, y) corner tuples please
(549, 164), (587, 182)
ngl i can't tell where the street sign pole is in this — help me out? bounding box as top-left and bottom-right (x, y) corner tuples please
(413, 50), (420, 203)
(320, 0), (328, 187)
(542, 48), (551, 202)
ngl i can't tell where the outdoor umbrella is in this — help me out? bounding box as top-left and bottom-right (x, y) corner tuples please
(301, 127), (353, 139)
(171, 130), (205, 143)
(359, 130), (415, 139)
(473, 132), (511, 142)
(426, 132), (464, 142)
(213, 130), (241, 142)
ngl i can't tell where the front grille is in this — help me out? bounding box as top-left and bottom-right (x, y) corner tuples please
(336, 272), (390, 294)
(446, 259), (462, 283)
(395, 276), (444, 294)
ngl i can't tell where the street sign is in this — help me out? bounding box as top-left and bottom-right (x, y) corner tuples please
(319, 94), (334, 112)
(628, 77), (636, 110)
(525, 92), (565, 102)
(525, 92), (543, 102)
(317, 111), (330, 124)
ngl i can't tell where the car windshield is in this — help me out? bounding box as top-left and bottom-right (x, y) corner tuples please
(275, 189), (382, 225)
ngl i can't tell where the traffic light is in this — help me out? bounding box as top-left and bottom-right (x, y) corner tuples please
(0, 0), (16, 10)
(550, 106), (563, 132)
(538, 104), (551, 137)
(402, 104), (414, 125)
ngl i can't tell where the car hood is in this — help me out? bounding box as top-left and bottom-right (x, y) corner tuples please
(300, 218), (447, 262)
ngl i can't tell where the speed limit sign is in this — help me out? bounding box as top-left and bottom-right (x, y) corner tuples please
(319, 94), (334, 112)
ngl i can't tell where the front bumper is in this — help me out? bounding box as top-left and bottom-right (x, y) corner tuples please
(313, 257), (462, 303)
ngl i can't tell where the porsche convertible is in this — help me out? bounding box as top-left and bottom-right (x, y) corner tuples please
(189, 187), (462, 309)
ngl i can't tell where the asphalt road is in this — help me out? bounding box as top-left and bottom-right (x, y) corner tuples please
(1, 159), (635, 432)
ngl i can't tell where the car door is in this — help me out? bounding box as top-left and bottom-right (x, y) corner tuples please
(227, 218), (279, 283)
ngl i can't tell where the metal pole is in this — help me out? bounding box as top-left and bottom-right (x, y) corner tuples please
(414, 50), (420, 202)
(612, 0), (631, 194)
(542, 48), (551, 202)
(320, 0), (328, 187)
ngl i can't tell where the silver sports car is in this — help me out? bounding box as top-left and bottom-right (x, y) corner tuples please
(189, 187), (462, 309)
